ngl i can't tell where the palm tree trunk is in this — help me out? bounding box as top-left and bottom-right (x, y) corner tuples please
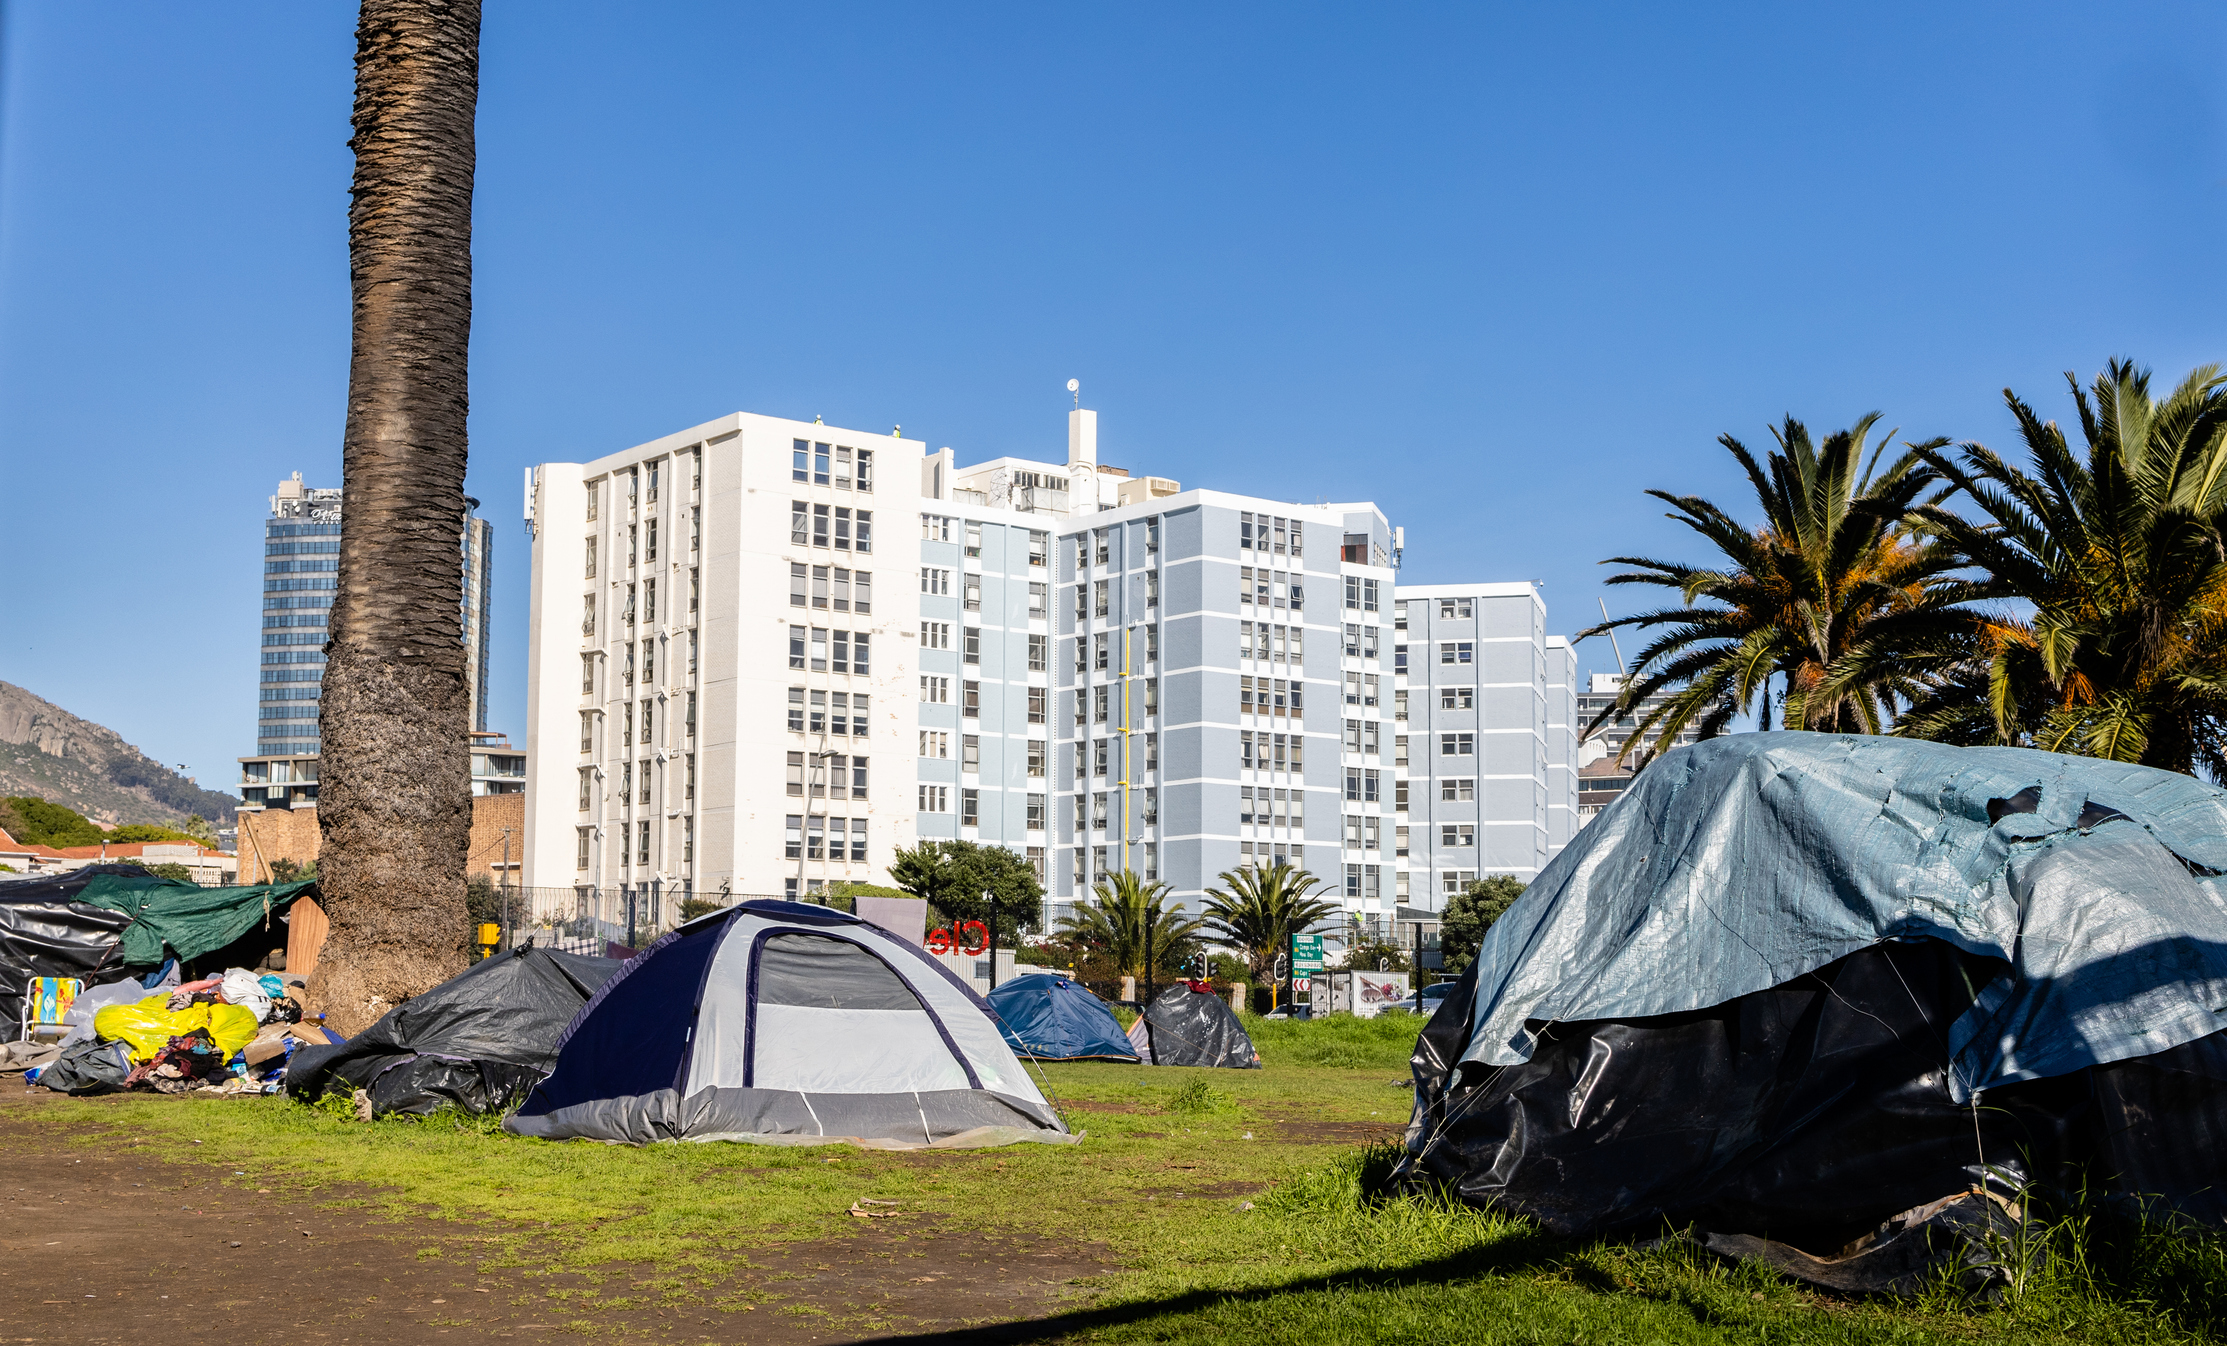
(309, 0), (481, 1034)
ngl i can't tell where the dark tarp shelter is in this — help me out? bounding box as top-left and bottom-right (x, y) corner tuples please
(1, 867), (315, 1041)
(1399, 733), (2227, 1286)
(0, 866), (146, 1031)
(1127, 984), (1259, 1068)
(286, 943), (620, 1116)
(508, 901), (1071, 1148)
(987, 974), (1139, 1063)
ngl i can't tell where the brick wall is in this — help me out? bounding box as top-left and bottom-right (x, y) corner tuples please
(238, 792), (527, 885)
(468, 791), (526, 882)
(237, 807), (321, 885)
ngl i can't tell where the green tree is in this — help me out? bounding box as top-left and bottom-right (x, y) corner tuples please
(676, 895), (726, 922)
(1899, 361), (2227, 774)
(1440, 876), (1527, 975)
(1056, 870), (1204, 981)
(1338, 936), (1409, 973)
(313, 0), (482, 1033)
(826, 880), (911, 914)
(888, 839), (1044, 944)
(0, 796), (104, 848)
(107, 824), (204, 846)
(1578, 415), (1972, 760)
(1199, 861), (1339, 984)
(269, 857), (318, 885)
(134, 862), (196, 884)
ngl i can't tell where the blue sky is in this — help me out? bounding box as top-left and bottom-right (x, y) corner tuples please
(2, 2), (2222, 795)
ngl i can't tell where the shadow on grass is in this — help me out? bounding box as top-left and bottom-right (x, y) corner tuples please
(855, 1232), (1584, 1345)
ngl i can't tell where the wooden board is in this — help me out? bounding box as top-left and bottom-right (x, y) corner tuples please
(286, 896), (329, 981)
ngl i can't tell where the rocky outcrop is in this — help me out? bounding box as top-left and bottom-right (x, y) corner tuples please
(0, 682), (239, 826)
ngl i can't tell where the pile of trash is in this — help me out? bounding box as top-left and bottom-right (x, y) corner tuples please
(18, 964), (341, 1098)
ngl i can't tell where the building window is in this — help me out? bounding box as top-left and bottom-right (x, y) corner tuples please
(1145, 678), (1159, 714)
(1026, 793), (1047, 831)
(849, 757), (869, 800)
(1093, 632), (1109, 671)
(1442, 778), (1476, 801)
(1092, 685), (1109, 723)
(686, 691), (697, 736)
(918, 784), (949, 813)
(965, 521), (983, 558)
(1029, 581), (1048, 616)
(637, 759), (652, 805)
(787, 752), (805, 796)
(689, 568), (699, 613)
(576, 827), (591, 869)
(636, 821), (650, 866)
(1146, 732), (1158, 769)
(1442, 732), (1475, 756)
(586, 482), (598, 522)
(1394, 688), (1409, 721)
(1440, 641), (1474, 665)
(581, 593), (596, 637)
(645, 518), (658, 563)
(921, 675), (950, 704)
(1028, 686), (1048, 724)
(1093, 528), (1110, 565)
(791, 564), (807, 608)
(581, 654), (596, 695)
(919, 730), (949, 758)
(922, 566), (951, 595)
(1442, 824), (1477, 848)
(961, 788), (980, 827)
(921, 513), (953, 542)
(1443, 870), (1479, 899)
(691, 507), (700, 553)
(577, 768), (593, 811)
(922, 621), (951, 650)
(962, 734), (981, 771)
(1027, 741), (1046, 777)
(788, 625), (805, 669)
(1441, 686), (1476, 710)
(964, 629), (981, 665)
(584, 536), (597, 579)
(1028, 633), (1048, 672)
(1145, 569), (1159, 608)
(686, 753), (695, 801)
(963, 680), (981, 717)
(1028, 530), (1049, 567)
(1074, 583), (1088, 622)
(1439, 598), (1473, 619)
(579, 711), (595, 752)
(1093, 580), (1109, 618)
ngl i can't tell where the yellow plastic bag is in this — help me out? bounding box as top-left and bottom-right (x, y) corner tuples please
(95, 995), (261, 1062)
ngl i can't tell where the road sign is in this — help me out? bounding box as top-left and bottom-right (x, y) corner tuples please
(1291, 934), (1325, 972)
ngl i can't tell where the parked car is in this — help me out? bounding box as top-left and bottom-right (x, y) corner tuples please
(1391, 981), (1458, 1015)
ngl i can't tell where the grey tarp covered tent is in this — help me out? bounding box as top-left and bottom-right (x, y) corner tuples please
(1400, 733), (2227, 1267)
(286, 944), (621, 1116)
(1126, 984), (1260, 1068)
(508, 901), (1071, 1148)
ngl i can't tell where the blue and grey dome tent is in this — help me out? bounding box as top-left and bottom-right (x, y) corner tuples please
(985, 974), (1139, 1063)
(507, 901), (1071, 1149)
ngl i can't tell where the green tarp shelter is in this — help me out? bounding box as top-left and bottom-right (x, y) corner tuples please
(74, 874), (316, 966)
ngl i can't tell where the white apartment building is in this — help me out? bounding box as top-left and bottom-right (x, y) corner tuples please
(520, 404), (1579, 924)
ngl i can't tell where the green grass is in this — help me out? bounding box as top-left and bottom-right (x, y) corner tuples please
(40, 1013), (2227, 1343)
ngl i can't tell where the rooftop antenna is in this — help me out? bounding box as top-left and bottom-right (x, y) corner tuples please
(1067, 378), (1080, 408)
(1599, 597), (1627, 676)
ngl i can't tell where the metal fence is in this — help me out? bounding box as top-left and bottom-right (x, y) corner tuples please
(491, 884), (789, 956)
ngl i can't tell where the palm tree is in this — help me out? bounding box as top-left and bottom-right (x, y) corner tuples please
(310, 0), (481, 1032)
(1057, 870), (1204, 981)
(1903, 361), (2227, 775)
(1200, 861), (1339, 985)
(1578, 414), (1975, 760)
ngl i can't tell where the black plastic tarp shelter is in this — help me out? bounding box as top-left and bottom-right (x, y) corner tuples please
(1127, 984), (1259, 1068)
(0, 866), (150, 1031)
(286, 944), (620, 1116)
(1399, 733), (2227, 1270)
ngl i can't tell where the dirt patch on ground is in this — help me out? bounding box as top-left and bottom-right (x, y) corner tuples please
(0, 1088), (1114, 1344)
(1261, 1114), (1402, 1146)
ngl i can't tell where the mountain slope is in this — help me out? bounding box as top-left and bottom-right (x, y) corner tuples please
(0, 681), (240, 826)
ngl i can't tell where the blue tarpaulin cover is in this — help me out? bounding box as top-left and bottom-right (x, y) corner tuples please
(1465, 732), (2227, 1100)
(986, 974), (1139, 1063)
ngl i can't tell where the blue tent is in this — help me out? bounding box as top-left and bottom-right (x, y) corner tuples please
(986, 974), (1139, 1063)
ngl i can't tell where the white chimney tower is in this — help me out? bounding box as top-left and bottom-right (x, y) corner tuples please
(1068, 405), (1099, 515)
